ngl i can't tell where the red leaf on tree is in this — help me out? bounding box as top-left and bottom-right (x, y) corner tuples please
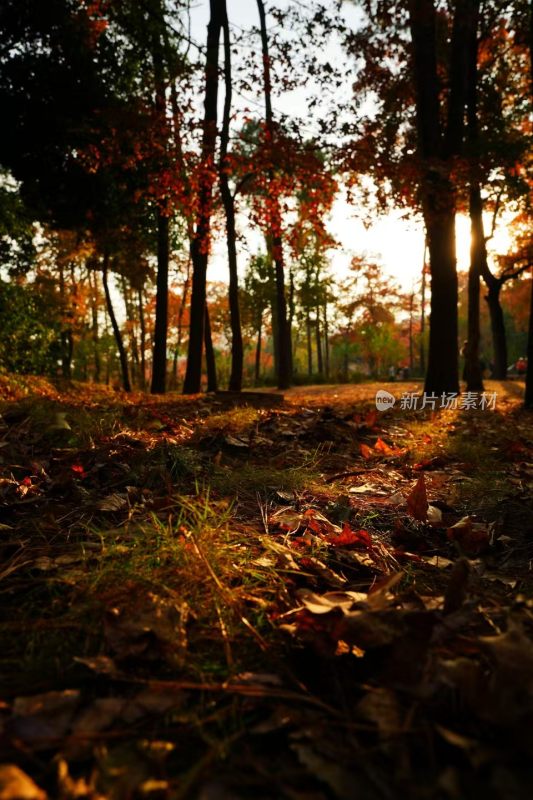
(406, 475), (428, 521)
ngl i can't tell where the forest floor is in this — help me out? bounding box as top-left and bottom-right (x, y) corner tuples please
(0, 376), (533, 800)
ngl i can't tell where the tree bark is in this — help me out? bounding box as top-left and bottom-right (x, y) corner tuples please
(151, 212), (169, 393)
(464, 0), (484, 392)
(150, 6), (171, 395)
(204, 304), (217, 392)
(408, 0), (473, 394)
(219, 3), (243, 392)
(323, 300), (330, 379)
(102, 258), (131, 392)
(183, 0), (222, 394)
(255, 313), (262, 385)
(485, 282), (508, 379)
(138, 287), (146, 389)
(90, 268), (101, 382)
(525, 268), (533, 408)
(256, 0), (291, 389)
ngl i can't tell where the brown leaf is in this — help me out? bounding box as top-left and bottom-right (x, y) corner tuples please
(406, 475), (428, 521)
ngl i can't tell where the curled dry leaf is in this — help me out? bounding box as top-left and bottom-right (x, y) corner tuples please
(297, 589), (368, 615)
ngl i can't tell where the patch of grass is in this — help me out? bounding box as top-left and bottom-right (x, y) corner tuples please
(198, 406), (261, 436)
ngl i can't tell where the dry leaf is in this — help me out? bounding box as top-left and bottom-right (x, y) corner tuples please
(0, 765), (46, 800)
(406, 475), (428, 521)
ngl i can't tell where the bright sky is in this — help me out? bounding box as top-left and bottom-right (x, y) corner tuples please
(187, 0), (513, 293)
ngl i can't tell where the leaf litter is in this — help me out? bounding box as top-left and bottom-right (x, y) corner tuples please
(0, 381), (532, 798)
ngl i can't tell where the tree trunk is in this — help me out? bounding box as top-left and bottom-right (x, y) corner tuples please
(420, 243), (427, 376)
(323, 301), (330, 379)
(102, 259), (131, 392)
(486, 283), (507, 379)
(205, 305), (217, 392)
(315, 312), (323, 375)
(525, 268), (533, 408)
(255, 313), (262, 386)
(257, 0), (291, 389)
(219, 3), (243, 392)
(464, 1), (484, 392)
(183, 0), (223, 394)
(89, 268), (101, 383)
(424, 202), (460, 394)
(306, 306), (312, 376)
(151, 212), (169, 393)
(150, 6), (171, 395)
(524, 0), (533, 407)
(138, 287), (146, 389)
(408, 0), (473, 394)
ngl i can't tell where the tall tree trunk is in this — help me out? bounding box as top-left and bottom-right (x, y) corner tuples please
(138, 287), (146, 389)
(58, 264), (72, 379)
(323, 300), (330, 379)
(420, 243), (427, 376)
(257, 0), (291, 389)
(102, 259), (131, 392)
(315, 312), (323, 375)
(485, 282), (507, 379)
(409, 0), (473, 394)
(525, 268), (533, 408)
(464, 0), (484, 392)
(306, 306), (313, 377)
(121, 274), (140, 387)
(409, 292), (414, 373)
(183, 0), (222, 394)
(255, 313), (262, 385)
(90, 269), (101, 383)
(524, 0), (533, 407)
(150, 7), (171, 395)
(219, 2), (243, 392)
(205, 305), (217, 392)
(151, 212), (169, 393)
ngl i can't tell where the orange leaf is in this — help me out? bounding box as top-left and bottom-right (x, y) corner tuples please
(326, 524), (372, 549)
(406, 475), (428, 521)
(374, 437), (395, 455)
(360, 443), (373, 459)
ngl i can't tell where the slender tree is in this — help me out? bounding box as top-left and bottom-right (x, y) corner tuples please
(183, 0), (223, 394)
(256, 0), (292, 389)
(102, 256), (131, 392)
(219, 0), (243, 391)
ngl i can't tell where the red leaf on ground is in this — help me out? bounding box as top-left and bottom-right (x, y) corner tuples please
(374, 437), (395, 455)
(360, 443), (373, 459)
(406, 475), (428, 521)
(364, 409), (378, 427)
(326, 524), (372, 549)
(447, 517), (490, 556)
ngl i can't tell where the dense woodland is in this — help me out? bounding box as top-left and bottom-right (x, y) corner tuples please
(1, 3), (533, 800)
(0, 0), (531, 399)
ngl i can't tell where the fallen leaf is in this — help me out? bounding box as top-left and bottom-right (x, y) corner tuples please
(447, 517), (490, 556)
(406, 475), (428, 521)
(96, 493), (128, 512)
(359, 443), (373, 459)
(325, 525), (372, 549)
(298, 589), (367, 614)
(0, 765), (46, 800)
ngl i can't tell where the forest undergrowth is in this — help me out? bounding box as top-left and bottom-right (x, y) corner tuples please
(0, 378), (532, 800)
